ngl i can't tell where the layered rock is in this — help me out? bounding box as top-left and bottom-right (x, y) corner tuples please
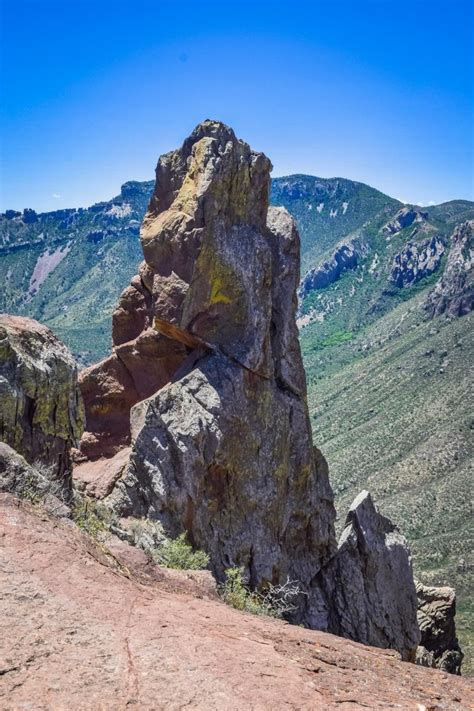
(298, 237), (367, 299)
(389, 235), (445, 288)
(79, 121), (421, 657)
(383, 206), (428, 235)
(0, 314), (83, 491)
(425, 220), (473, 317)
(416, 581), (463, 674)
(310, 491), (420, 661)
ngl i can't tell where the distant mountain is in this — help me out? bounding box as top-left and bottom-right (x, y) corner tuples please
(0, 181), (153, 363)
(270, 174), (401, 270)
(1, 174), (473, 671)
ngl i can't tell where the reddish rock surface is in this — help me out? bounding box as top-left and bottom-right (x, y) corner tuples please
(1, 493), (472, 710)
(73, 447), (132, 498)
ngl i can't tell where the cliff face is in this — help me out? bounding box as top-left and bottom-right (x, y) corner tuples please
(425, 221), (473, 317)
(0, 314), (83, 490)
(77, 121), (420, 657)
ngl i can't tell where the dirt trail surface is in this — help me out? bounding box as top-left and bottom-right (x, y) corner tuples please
(1, 494), (472, 710)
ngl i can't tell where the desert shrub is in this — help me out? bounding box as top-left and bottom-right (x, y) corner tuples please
(72, 497), (114, 541)
(219, 567), (306, 618)
(153, 533), (210, 570)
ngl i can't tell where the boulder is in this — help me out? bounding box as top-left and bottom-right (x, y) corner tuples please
(0, 314), (83, 491)
(416, 581), (463, 674)
(425, 220), (473, 317)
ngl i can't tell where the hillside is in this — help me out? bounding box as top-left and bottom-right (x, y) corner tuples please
(0, 181), (153, 364)
(1, 174), (473, 672)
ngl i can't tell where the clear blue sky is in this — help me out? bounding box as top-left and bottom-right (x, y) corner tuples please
(1, 0), (473, 212)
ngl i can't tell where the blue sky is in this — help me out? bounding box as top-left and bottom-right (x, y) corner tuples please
(1, 0), (473, 212)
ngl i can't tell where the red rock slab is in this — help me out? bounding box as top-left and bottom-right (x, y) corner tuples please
(73, 447), (131, 498)
(0, 493), (472, 711)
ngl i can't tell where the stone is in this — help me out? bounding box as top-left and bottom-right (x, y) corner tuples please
(299, 237), (367, 298)
(416, 581), (464, 674)
(78, 121), (422, 660)
(425, 220), (473, 317)
(0, 442), (70, 517)
(311, 491), (420, 661)
(100, 121), (336, 595)
(1, 492), (473, 710)
(389, 235), (445, 288)
(0, 314), (83, 491)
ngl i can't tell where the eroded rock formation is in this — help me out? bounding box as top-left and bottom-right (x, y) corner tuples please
(298, 237), (367, 299)
(311, 491), (420, 661)
(0, 314), (83, 491)
(78, 121), (424, 659)
(425, 220), (473, 317)
(389, 235), (445, 288)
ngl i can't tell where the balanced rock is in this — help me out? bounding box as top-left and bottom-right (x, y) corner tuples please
(0, 314), (83, 491)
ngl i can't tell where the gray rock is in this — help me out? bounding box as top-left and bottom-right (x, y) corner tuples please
(416, 581), (463, 674)
(383, 206), (428, 235)
(105, 121), (336, 589)
(0, 441), (70, 517)
(299, 237), (366, 299)
(0, 314), (83, 492)
(389, 235), (445, 288)
(80, 122), (422, 659)
(311, 491), (420, 661)
(425, 220), (473, 317)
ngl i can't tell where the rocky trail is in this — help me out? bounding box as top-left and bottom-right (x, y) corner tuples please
(1, 493), (472, 710)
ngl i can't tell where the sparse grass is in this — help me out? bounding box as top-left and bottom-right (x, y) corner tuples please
(153, 533), (210, 570)
(72, 497), (115, 541)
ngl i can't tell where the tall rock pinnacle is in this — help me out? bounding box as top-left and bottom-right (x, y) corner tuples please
(76, 121), (420, 657)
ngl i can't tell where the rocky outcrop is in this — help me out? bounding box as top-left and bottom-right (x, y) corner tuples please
(425, 221), (473, 317)
(311, 491), (420, 661)
(389, 235), (445, 288)
(2, 493), (473, 711)
(78, 121), (424, 659)
(0, 314), (83, 491)
(383, 206), (427, 235)
(83, 121), (336, 600)
(0, 442), (70, 516)
(416, 581), (463, 674)
(298, 237), (366, 299)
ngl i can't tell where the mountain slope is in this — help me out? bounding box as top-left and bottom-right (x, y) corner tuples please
(0, 181), (153, 363)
